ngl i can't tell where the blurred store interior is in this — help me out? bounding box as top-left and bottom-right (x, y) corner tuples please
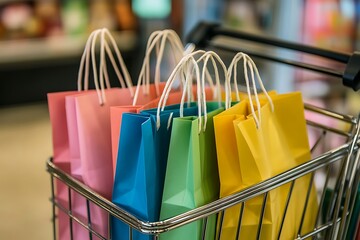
(0, 0), (359, 239)
(0, 0), (359, 109)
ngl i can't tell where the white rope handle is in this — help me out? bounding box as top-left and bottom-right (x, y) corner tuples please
(78, 29), (132, 91)
(158, 50), (205, 112)
(226, 53), (245, 108)
(196, 51), (227, 132)
(154, 31), (172, 94)
(246, 55), (273, 111)
(156, 50), (227, 133)
(77, 28), (134, 105)
(178, 57), (200, 122)
(77, 29), (101, 91)
(145, 31), (163, 95)
(177, 56), (202, 131)
(144, 30), (185, 102)
(102, 28), (134, 92)
(196, 51), (226, 103)
(227, 52), (273, 128)
(133, 31), (163, 105)
(243, 56), (261, 128)
(156, 50), (205, 130)
(98, 29), (136, 104)
(91, 30), (106, 105)
(183, 51), (227, 133)
(132, 30), (186, 105)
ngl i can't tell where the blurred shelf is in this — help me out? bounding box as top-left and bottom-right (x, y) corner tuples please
(0, 31), (139, 105)
(0, 31), (137, 69)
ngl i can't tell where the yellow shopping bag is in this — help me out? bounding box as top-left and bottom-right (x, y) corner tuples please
(214, 93), (276, 197)
(214, 52), (318, 239)
(214, 95), (278, 240)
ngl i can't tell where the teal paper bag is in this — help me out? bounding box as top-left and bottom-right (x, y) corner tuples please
(160, 107), (223, 240)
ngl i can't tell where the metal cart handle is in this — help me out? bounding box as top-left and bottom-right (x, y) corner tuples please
(186, 21), (360, 91)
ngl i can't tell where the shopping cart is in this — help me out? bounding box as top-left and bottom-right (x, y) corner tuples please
(46, 22), (360, 239)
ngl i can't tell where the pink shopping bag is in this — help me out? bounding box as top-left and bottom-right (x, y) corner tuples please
(48, 89), (110, 239)
(48, 27), (140, 239)
(66, 84), (164, 239)
(47, 90), (81, 240)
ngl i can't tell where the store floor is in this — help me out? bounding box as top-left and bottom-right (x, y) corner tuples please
(0, 102), (52, 240)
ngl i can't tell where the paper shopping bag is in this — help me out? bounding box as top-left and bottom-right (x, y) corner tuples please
(214, 50), (318, 239)
(48, 26), (149, 239)
(231, 92), (318, 239)
(231, 101), (290, 240)
(109, 28), (189, 176)
(214, 93), (318, 239)
(213, 92), (276, 196)
(213, 97), (271, 240)
(159, 107), (223, 240)
(66, 85), (164, 238)
(111, 102), (221, 240)
(50, 89), (123, 240)
(48, 90), (95, 240)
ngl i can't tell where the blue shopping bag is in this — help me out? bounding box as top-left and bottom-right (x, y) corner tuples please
(111, 102), (221, 240)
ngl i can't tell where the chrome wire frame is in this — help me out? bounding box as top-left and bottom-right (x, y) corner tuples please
(47, 103), (360, 240)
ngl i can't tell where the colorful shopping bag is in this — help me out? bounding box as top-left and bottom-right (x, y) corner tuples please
(235, 94), (318, 239)
(213, 96), (274, 240)
(61, 26), (142, 239)
(156, 50), (227, 240)
(110, 29), (188, 176)
(48, 90), (83, 240)
(111, 102), (221, 240)
(47, 27), (131, 240)
(67, 84), (175, 238)
(159, 107), (223, 240)
(215, 95), (318, 240)
(214, 53), (317, 239)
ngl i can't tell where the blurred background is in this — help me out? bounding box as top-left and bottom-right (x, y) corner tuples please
(0, 0), (359, 239)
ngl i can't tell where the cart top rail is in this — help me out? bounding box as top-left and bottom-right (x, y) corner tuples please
(186, 21), (360, 91)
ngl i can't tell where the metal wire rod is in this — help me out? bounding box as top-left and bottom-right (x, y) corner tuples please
(186, 22), (350, 63)
(212, 26), (351, 63)
(209, 42), (344, 78)
(187, 21), (360, 90)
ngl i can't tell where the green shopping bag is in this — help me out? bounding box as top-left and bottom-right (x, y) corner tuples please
(160, 107), (223, 240)
(159, 50), (227, 239)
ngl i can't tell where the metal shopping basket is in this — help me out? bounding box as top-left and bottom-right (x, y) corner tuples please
(46, 22), (360, 239)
